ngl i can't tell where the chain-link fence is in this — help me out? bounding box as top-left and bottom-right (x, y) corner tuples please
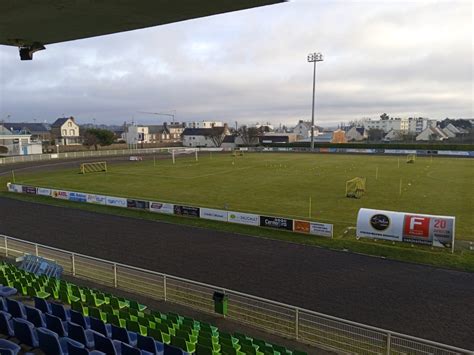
(0, 234), (471, 354)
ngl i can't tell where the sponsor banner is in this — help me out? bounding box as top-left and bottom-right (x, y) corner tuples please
(86, 194), (107, 205)
(310, 222), (333, 238)
(69, 192), (87, 202)
(37, 188), (51, 196)
(260, 216), (293, 231)
(328, 148), (337, 153)
(50, 154), (58, 159)
(174, 205), (200, 218)
(384, 149), (417, 154)
(21, 186), (37, 195)
(7, 183), (23, 193)
(106, 196), (127, 208)
(228, 211), (259, 226)
(149, 201), (174, 214)
(294, 220), (310, 233)
(346, 149), (376, 154)
(200, 208), (228, 222)
(357, 208), (454, 247)
(127, 199), (150, 210)
(52, 190), (70, 200)
(438, 150), (470, 156)
(320, 148), (329, 153)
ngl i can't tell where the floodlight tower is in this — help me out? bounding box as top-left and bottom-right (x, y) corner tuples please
(307, 52), (323, 151)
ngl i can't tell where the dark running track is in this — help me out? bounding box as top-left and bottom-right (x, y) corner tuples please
(0, 197), (473, 349)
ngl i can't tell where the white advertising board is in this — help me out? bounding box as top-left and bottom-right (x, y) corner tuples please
(227, 211), (259, 226)
(310, 222), (333, 238)
(149, 201), (174, 214)
(86, 194), (107, 205)
(37, 188), (52, 196)
(357, 208), (455, 248)
(200, 208), (228, 222)
(105, 196), (127, 208)
(51, 190), (70, 200)
(7, 183), (22, 193)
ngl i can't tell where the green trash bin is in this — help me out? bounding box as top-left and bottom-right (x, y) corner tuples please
(213, 291), (228, 316)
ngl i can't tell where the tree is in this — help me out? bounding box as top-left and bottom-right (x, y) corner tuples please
(380, 113), (390, 120)
(83, 128), (115, 150)
(238, 126), (260, 146)
(208, 127), (226, 147)
(367, 128), (385, 142)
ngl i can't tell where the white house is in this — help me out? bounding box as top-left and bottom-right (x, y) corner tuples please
(292, 120), (319, 140)
(345, 127), (368, 141)
(182, 126), (229, 147)
(416, 126), (449, 141)
(51, 117), (81, 145)
(186, 121), (224, 129)
(0, 125), (42, 155)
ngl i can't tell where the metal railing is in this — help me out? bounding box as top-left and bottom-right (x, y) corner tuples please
(0, 147), (187, 165)
(0, 234), (471, 354)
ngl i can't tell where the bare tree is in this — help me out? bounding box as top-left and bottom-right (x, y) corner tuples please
(208, 127), (225, 147)
(238, 125), (260, 146)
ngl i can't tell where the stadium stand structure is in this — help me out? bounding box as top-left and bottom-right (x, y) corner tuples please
(0, 261), (307, 355)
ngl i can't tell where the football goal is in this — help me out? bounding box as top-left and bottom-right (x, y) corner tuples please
(406, 154), (416, 164)
(346, 177), (366, 198)
(80, 161), (107, 174)
(232, 150), (244, 157)
(170, 148), (198, 164)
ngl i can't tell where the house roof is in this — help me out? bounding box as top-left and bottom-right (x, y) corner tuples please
(51, 117), (73, 128)
(4, 122), (49, 133)
(222, 135), (236, 143)
(147, 125), (168, 134)
(182, 127), (225, 136)
(0, 125), (12, 135)
(314, 132), (333, 142)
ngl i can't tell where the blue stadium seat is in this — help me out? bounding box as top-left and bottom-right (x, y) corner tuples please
(50, 302), (70, 321)
(0, 286), (17, 298)
(45, 313), (68, 337)
(67, 321), (95, 348)
(90, 317), (111, 338)
(6, 299), (25, 319)
(34, 296), (51, 314)
(12, 318), (39, 348)
(112, 323), (138, 347)
(70, 309), (91, 329)
(0, 338), (21, 355)
(164, 344), (190, 355)
(25, 305), (46, 328)
(37, 327), (71, 355)
(121, 341), (154, 355)
(136, 333), (164, 355)
(0, 311), (14, 337)
(92, 331), (122, 355)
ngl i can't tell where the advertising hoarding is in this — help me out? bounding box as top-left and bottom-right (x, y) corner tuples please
(21, 186), (37, 195)
(310, 222), (333, 238)
(259, 216), (293, 231)
(106, 196), (127, 208)
(174, 205), (200, 217)
(69, 192), (87, 202)
(37, 188), (52, 196)
(149, 201), (174, 214)
(200, 208), (228, 222)
(357, 208), (454, 248)
(52, 190), (70, 200)
(127, 199), (150, 210)
(227, 211), (259, 226)
(86, 194), (107, 205)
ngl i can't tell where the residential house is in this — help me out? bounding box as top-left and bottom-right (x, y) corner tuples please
(416, 126), (449, 141)
(182, 126), (229, 147)
(259, 133), (297, 144)
(0, 125), (42, 155)
(186, 121), (224, 129)
(345, 127), (368, 141)
(292, 120), (321, 140)
(331, 129), (347, 143)
(51, 117), (81, 145)
(3, 122), (51, 143)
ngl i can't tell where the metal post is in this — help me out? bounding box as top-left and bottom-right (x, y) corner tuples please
(4, 237), (8, 257)
(35, 244), (39, 256)
(295, 308), (299, 340)
(310, 59), (316, 151)
(163, 275), (167, 301)
(113, 263), (118, 288)
(71, 253), (76, 276)
(386, 332), (391, 355)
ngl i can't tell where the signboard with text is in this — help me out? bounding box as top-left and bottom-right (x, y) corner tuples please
(149, 201), (174, 214)
(259, 216), (293, 231)
(357, 208), (454, 248)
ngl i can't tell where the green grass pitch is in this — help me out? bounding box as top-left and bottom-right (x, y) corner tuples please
(14, 152), (474, 240)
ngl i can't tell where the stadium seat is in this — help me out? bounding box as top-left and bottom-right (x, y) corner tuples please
(136, 333), (165, 355)
(50, 302), (70, 321)
(0, 285), (17, 297)
(25, 305), (46, 328)
(112, 323), (138, 347)
(45, 313), (68, 337)
(121, 341), (155, 355)
(171, 336), (195, 354)
(67, 321), (95, 348)
(70, 309), (91, 329)
(37, 326), (71, 354)
(34, 296), (51, 314)
(12, 318), (39, 348)
(90, 316), (112, 338)
(164, 343), (190, 355)
(6, 298), (25, 319)
(92, 331), (122, 355)
(0, 311), (15, 337)
(0, 338), (21, 355)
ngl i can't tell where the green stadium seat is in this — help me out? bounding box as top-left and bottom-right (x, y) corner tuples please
(171, 336), (195, 354)
(127, 319), (148, 336)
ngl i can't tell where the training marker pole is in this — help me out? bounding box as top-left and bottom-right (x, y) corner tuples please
(172, 150), (175, 165)
(11, 170), (15, 183)
(376, 167), (378, 180)
(309, 196), (312, 218)
(399, 178), (402, 196)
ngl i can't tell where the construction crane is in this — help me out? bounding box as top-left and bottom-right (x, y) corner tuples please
(138, 110), (176, 123)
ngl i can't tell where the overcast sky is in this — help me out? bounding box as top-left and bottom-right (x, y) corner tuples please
(0, 0), (472, 127)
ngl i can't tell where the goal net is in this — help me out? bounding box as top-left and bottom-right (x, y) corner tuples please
(406, 154), (416, 164)
(169, 148), (198, 164)
(346, 177), (366, 198)
(80, 161), (107, 174)
(232, 150), (244, 157)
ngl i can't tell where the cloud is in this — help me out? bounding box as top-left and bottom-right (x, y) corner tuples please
(0, 0), (472, 126)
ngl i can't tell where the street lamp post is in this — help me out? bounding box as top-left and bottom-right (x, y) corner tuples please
(307, 52), (323, 151)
